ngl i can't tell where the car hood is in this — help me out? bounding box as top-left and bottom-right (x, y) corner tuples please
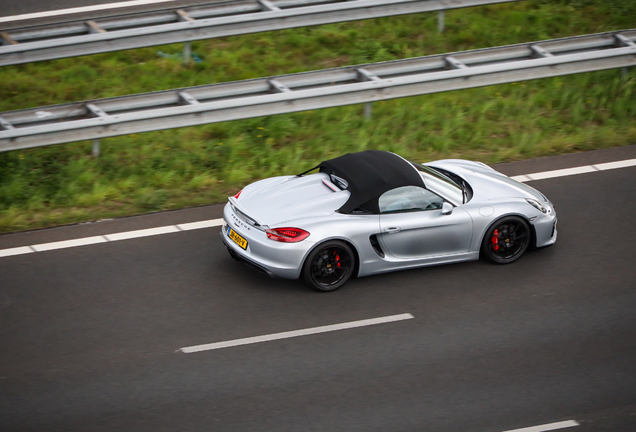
(427, 159), (550, 203)
(230, 173), (350, 226)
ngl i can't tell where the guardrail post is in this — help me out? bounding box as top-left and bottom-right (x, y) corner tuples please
(615, 34), (634, 79)
(92, 139), (100, 157)
(438, 10), (445, 33)
(183, 42), (192, 65)
(357, 68), (379, 120)
(364, 103), (372, 119)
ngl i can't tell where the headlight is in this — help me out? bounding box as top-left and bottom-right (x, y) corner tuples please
(526, 198), (547, 214)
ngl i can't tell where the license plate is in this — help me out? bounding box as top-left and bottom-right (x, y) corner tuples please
(227, 226), (248, 250)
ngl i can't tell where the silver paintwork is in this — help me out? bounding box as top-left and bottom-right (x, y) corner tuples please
(221, 159), (557, 279)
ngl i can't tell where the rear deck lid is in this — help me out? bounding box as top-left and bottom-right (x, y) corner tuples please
(230, 173), (350, 226)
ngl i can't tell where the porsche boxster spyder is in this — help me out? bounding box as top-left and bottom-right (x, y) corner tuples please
(221, 150), (557, 291)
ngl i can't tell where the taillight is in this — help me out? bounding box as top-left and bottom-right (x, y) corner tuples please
(265, 227), (310, 243)
(234, 189), (243, 199)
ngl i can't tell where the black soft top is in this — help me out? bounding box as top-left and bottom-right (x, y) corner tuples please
(300, 150), (424, 214)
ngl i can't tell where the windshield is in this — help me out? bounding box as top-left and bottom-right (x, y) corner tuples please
(410, 162), (464, 205)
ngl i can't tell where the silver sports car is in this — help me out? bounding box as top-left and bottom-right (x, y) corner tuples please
(221, 150), (557, 291)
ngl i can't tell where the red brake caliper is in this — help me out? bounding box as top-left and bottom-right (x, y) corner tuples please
(336, 254), (341, 267)
(491, 229), (500, 251)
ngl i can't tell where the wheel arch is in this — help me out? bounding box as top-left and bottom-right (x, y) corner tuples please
(478, 213), (535, 258)
(302, 237), (361, 278)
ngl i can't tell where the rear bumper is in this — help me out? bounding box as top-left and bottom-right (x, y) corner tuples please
(220, 203), (311, 279)
(220, 227), (305, 279)
(221, 232), (277, 278)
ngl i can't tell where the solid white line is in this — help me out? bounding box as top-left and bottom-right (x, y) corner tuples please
(177, 219), (224, 231)
(1, 156), (635, 258)
(593, 158), (636, 171)
(525, 165), (597, 181)
(502, 420), (579, 432)
(104, 225), (180, 241)
(180, 313), (415, 353)
(510, 174), (531, 182)
(0, 219), (223, 258)
(0, 246), (34, 258)
(31, 235), (107, 252)
(0, 0), (176, 24)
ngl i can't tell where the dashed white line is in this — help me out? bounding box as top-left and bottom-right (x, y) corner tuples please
(180, 313), (414, 353)
(0, 158), (635, 259)
(502, 420), (579, 432)
(0, 0), (176, 23)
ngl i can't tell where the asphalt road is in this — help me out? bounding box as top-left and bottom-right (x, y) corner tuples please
(1, 145), (635, 432)
(0, 0), (232, 28)
(0, 0), (123, 18)
(2, 2), (635, 429)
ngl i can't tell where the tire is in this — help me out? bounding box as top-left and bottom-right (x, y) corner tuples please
(302, 240), (355, 291)
(482, 216), (530, 264)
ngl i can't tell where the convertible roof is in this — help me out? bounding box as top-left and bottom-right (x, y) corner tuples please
(303, 150), (424, 214)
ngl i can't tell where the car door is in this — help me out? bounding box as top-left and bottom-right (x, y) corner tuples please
(378, 186), (473, 259)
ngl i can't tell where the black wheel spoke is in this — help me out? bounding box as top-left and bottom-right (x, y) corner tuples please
(308, 245), (353, 288)
(483, 217), (530, 264)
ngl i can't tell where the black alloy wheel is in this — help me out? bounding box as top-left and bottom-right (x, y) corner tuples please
(302, 240), (355, 291)
(482, 216), (531, 264)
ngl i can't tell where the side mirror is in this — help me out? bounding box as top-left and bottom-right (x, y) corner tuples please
(441, 202), (454, 215)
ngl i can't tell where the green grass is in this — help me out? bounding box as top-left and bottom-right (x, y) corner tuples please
(1, 0), (635, 232)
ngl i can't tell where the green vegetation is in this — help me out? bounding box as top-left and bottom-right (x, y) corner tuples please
(0, 0), (635, 232)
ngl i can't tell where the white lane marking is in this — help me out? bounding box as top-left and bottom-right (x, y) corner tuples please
(0, 219), (223, 257)
(593, 158), (636, 171)
(502, 420), (579, 432)
(510, 174), (531, 182)
(104, 225), (180, 241)
(525, 165), (597, 181)
(177, 218), (224, 231)
(0, 246), (34, 258)
(180, 313), (415, 353)
(1, 156), (635, 258)
(0, 0), (176, 24)
(511, 158), (636, 183)
(31, 235), (107, 252)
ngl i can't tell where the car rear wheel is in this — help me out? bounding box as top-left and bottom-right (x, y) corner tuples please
(482, 216), (530, 264)
(302, 240), (355, 291)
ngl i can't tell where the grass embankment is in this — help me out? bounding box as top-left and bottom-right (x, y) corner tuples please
(0, 0), (635, 232)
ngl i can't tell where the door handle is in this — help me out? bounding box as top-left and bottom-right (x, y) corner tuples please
(384, 227), (401, 234)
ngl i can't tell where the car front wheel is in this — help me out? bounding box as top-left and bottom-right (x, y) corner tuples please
(302, 240), (355, 291)
(482, 216), (530, 264)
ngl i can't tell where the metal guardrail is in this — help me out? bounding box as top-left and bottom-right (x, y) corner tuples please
(1, 29), (634, 152)
(0, 0), (521, 66)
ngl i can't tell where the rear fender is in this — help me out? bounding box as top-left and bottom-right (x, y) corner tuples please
(293, 214), (380, 278)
